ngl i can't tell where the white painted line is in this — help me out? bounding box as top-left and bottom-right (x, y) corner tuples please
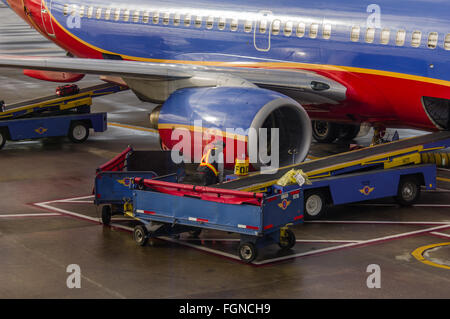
(58, 201), (94, 204)
(0, 213), (61, 218)
(254, 224), (450, 265)
(351, 203), (450, 208)
(430, 232), (450, 238)
(163, 236), (242, 261)
(305, 220), (450, 225)
(34, 202), (100, 223)
(295, 239), (364, 243)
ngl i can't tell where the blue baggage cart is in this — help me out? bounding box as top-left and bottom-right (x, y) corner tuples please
(127, 178), (304, 262)
(94, 147), (184, 224)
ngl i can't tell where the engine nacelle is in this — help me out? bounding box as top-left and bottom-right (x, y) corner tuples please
(151, 87), (312, 170)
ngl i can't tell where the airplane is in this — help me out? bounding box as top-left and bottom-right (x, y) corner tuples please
(1, 0), (450, 169)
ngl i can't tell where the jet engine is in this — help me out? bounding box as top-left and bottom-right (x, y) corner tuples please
(149, 87), (312, 169)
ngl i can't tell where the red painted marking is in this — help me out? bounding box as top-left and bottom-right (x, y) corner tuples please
(197, 218), (209, 223)
(294, 215), (304, 221)
(144, 210), (156, 215)
(263, 224), (273, 230)
(266, 197), (278, 203)
(290, 190), (300, 195)
(246, 225), (259, 230)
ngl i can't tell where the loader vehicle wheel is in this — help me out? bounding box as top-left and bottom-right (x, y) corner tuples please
(68, 121), (89, 143)
(304, 191), (327, 220)
(396, 178), (421, 206)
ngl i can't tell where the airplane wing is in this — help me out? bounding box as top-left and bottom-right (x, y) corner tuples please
(0, 55), (347, 105)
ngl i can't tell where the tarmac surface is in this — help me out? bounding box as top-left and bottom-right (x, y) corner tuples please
(0, 7), (449, 299)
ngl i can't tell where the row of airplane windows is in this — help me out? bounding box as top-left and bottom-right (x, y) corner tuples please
(62, 5), (450, 50)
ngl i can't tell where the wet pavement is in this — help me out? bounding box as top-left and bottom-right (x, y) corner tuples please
(0, 7), (449, 299)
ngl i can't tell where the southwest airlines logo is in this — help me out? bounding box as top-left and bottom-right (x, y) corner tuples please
(278, 199), (292, 210)
(359, 185), (375, 196)
(117, 177), (132, 187)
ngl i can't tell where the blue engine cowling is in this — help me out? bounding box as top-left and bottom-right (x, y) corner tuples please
(151, 86), (312, 168)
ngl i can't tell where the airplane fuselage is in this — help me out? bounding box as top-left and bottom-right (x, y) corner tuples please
(6, 0), (450, 131)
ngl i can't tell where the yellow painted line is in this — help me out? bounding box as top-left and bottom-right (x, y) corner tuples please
(437, 177), (450, 183)
(108, 122), (158, 134)
(411, 242), (450, 270)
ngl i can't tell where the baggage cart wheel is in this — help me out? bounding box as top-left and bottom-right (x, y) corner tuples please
(279, 229), (296, 250)
(396, 178), (421, 206)
(101, 205), (112, 225)
(68, 121), (89, 143)
(304, 191), (326, 220)
(0, 130), (6, 150)
(133, 225), (149, 246)
(238, 242), (257, 263)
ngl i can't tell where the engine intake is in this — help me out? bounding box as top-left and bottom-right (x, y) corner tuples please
(150, 87), (312, 169)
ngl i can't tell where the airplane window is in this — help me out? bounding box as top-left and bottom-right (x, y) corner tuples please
(218, 17), (226, 30)
(105, 8), (111, 20)
(323, 24), (331, 39)
(428, 32), (438, 49)
(411, 31), (422, 48)
(79, 6), (85, 18)
(87, 6), (94, 18)
(380, 28), (390, 44)
(113, 8), (120, 21)
(132, 11), (139, 23)
(309, 23), (319, 39)
(350, 26), (360, 42)
(230, 19), (238, 31)
(195, 16), (203, 28)
(259, 20), (267, 34)
(63, 4), (69, 16)
(445, 34), (450, 50)
(272, 20), (281, 35)
(96, 8), (102, 20)
(153, 11), (159, 24)
(396, 30), (406, 46)
(173, 14), (181, 26)
(163, 13), (170, 25)
(244, 20), (252, 33)
(284, 21), (293, 37)
(142, 11), (149, 23)
(365, 27), (375, 43)
(184, 14), (191, 26)
(206, 16), (214, 29)
(123, 9), (129, 21)
(296, 22), (305, 37)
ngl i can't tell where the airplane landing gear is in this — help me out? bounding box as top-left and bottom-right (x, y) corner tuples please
(312, 121), (361, 143)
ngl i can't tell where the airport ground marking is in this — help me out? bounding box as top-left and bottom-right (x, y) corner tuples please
(411, 242), (450, 270)
(108, 122), (158, 134)
(0, 212), (61, 218)
(31, 194), (450, 266)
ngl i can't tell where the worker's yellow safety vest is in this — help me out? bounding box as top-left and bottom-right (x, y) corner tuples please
(199, 148), (219, 176)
